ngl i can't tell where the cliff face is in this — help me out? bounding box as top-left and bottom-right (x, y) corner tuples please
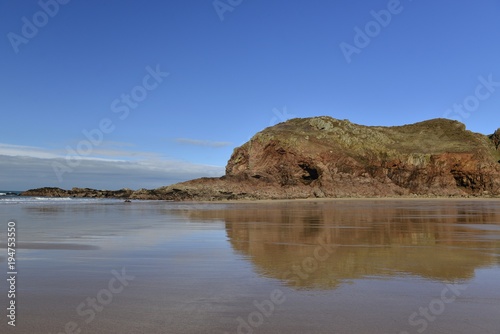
(22, 117), (500, 200)
(220, 117), (500, 198)
(155, 117), (500, 200)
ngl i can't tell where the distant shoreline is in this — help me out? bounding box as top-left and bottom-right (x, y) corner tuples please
(16, 117), (500, 201)
(17, 187), (500, 203)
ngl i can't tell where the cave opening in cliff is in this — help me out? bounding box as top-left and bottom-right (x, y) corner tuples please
(299, 163), (319, 183)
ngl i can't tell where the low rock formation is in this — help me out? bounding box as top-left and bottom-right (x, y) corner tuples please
(22, 117), (500, 200)
(21, 187), (134, 198)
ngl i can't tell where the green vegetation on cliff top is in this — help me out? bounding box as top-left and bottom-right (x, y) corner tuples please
(248, 116), (500, 162)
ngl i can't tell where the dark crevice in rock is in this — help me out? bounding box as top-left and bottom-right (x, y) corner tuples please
(489, 128), (500, 150)
(299, 163), (319, 184)
(450, 170), (479, 190)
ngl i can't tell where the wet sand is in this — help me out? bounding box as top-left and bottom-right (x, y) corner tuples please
(1, 199), (499, 333)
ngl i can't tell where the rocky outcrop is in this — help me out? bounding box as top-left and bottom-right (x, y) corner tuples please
(21, 187), (134, 199)
(490, 128), (500, 150)
(22, 117), (500, 200)
(156, 117), (500, 199)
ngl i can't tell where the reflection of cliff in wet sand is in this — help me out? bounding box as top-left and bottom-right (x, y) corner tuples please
(181, 200), (500, 289)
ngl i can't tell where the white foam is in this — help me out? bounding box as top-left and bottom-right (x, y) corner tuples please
(34, 197), (73, 201)
(0, 197), (121, 204)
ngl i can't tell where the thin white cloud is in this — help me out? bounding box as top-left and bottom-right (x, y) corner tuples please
(0, 142), (160, 162)
(174, 138), (232, 148)
(80, 148), (161, 160)
(0, 155), (224, 190)
(0, 143), (60, 159)
(0, 142), (224, 190)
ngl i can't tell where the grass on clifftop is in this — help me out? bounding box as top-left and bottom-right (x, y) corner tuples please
(251, 116), (500, 161)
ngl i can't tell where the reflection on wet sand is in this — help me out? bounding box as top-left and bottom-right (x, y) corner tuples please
(0, 242), (100, 250)
(181, 200), (500, 289)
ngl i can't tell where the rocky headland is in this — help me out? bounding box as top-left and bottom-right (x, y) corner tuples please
(22, 117), (500, 200)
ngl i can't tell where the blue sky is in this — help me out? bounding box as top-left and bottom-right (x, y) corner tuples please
(1, 0), (499, 190)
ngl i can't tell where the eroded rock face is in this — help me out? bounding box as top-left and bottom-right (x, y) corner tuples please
(218, 117), (500, 198)
(490, 128), (500, 150)
(22, 117), (500, 200)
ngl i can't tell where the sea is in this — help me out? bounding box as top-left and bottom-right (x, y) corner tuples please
(0, 190), (122, 204)
(0, 196), (499, 333)
(0, 190), (22, 198)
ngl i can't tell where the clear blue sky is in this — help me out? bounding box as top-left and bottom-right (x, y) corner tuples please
(1, 0), (499, 190)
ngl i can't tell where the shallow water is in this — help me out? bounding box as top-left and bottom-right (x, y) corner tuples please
(0, 199), (499, 333)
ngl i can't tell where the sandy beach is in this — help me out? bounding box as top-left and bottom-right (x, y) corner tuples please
(1, 198), (499, 333)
